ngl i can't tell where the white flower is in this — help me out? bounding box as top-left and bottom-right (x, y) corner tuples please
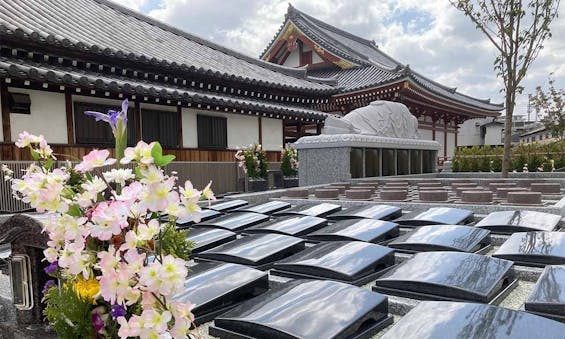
(103, 168), (134, 186)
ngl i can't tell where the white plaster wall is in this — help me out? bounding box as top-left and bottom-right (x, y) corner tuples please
(72, 95), (123, 107)
(9, 88), (67, 144)
(418, 128), (433, 141)
(446, 131), (455, 159)
(458, 118), (483, 146)
(261, 118), (282, 151)
(182, 108), (259, 149)
(484, 125), (503, 146)
(283, 48), (300, 67)
(436, 130), (445, 157)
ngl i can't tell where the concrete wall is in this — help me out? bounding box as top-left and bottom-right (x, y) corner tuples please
(261, 118), (283, 151)
(9, 88), (67, 144)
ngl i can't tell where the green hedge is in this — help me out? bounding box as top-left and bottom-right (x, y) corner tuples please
(452, 141), (565, 172)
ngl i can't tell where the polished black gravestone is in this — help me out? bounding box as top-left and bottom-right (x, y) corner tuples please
(327, 205), (402, 221)
(186, 227), (236, 254)
(233, 200), (291, 215)
(194, 212), (270, 232)
(525, 265), (565, 321)
(493, 232), (565, 267)
(395, 207), (474, 227)
(174, 262), (268, 324)
(306, 219), (399, 244)
(273, 203), (342, 218)
(208, 199), (248, 212)
(271, 241), (394, 285)
(245, 216), (328, 237)
(381, 301), (565, 339)
(175, 209), (222, 228)
(194, 233), (305, 270)
(373, 251), (515, 303)
(475, 210), (562, 234)
(388, 225), (491, 253)
(210, 279), (393, 339)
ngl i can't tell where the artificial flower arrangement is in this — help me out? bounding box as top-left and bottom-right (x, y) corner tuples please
(3, 99), (214, 338)
(234, 143), (268, 179)
(280, 146), (298, 177)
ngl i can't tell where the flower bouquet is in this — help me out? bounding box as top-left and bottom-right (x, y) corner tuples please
(234, 144), (268, 192)
(4, 99), (214, 338)
(280, 146), (298, 177)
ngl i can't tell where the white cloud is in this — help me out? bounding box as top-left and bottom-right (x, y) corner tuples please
(122, 0), (564, 118)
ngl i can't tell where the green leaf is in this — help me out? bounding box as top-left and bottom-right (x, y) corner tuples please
(30, 149), (39, 161)
(66, 204), (83, 217)
(151, 142), (175, 167)
(159, 154), (175, 167)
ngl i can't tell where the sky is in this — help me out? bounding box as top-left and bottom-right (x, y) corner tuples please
(115, 0), (565, 119)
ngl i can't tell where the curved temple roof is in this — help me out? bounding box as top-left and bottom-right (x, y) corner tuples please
(262, 4), (504, 113)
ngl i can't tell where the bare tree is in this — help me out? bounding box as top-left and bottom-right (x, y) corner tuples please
(450, 0), (560, 177)
(530, 75), (565, 140)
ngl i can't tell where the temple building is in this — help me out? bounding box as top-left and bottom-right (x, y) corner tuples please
(261, 5), (503, 161)
(0, 0), (501, 164)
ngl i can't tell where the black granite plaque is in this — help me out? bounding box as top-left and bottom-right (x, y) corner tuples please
(374, 251), (515, 303)
(210, 279), (393, 339)
(174, 262), (268, 324)
(233, 200), (291, 215)
(327, 205), (402, 221)
(475, 210), (561, 234)
(245, 216), (328, 236)
(271, 241), (395, 285)
(194, 233), (305, 270)
(396, 207), (474, 226)
(194, 212), (270, 232)
(306, 219), (399, 243)
(388, 225), (491, 253)
(525, 265), (565, 321)
(493, 232), (565, 267)
(273, 203), (342, 218)
(186, 227), (237, 254)
(381, 301), (565, 339)
(208, 199), (248, 212)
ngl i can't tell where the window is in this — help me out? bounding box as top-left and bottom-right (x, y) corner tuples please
(197, 115), (227, 149)
(142, 109), (179, 148)
(9, 92), (31, 114)
(74, 102), (136, 145)
(10, 254), (33, 310)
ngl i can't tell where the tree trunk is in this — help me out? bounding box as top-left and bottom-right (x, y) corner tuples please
(501, 93), (515, 178)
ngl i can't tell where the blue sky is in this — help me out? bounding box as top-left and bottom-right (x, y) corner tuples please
(115, 0), (564, 119)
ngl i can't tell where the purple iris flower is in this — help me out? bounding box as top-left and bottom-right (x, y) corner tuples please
(110, 304), (127, 319)
(44, 260), (58, 275)
(42, 280), (55, 294)
(84, 99), (128, 135)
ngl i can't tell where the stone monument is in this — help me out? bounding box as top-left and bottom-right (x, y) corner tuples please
(294, 101), (440, 186)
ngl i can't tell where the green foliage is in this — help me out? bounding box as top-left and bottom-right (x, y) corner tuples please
(280, 146), (298, 177)
(531, 76), (565, 141)
(43, 283), (95, 339)
(151, 142), (176, 167)
(235, 144), (268, 179)
(159, 223), (194, 260)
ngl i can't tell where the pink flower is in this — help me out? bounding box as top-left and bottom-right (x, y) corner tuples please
(75, 149), (116, 172)
(89, 201), (130, 241)
(15, 131), (41, 148)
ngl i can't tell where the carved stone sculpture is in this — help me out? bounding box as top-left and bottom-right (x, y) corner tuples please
(323, 101), (420, 139)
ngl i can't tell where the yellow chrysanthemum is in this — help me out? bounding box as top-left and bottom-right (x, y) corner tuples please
(74, 278), (100, 304)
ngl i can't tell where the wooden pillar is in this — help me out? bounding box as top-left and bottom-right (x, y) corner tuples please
(455, 127), (458, 148)
(65, 89), (75, 144)
(316, 123), (322, 135)
(134, 101), (141, 142)
(444, 118), (448, 159)
(297, 121), (303, 139)
(431, 116), (436, 141)
(0, 81), (11, 142)
(176, 105), (183, 148)
(258, 116), (263, 146)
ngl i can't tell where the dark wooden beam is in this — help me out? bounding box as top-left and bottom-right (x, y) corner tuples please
(432, 118), (436, 141)
(258, 117), (263, 146)
(0, 82), (11, 142)
(65, 89), (75, 144)
(177, 105), (183, 148)
(134, 101), (141, 142)
(444, 119), (448, 159)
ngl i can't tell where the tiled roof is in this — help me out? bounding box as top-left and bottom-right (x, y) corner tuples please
(263, 5), (503, 112)
(0, 56), (329, 121)
(0, 0), (336, 93)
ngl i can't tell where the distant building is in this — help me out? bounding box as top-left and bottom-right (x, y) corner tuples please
(520, 127), (556, 144)
(458, 117), (504, 147)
